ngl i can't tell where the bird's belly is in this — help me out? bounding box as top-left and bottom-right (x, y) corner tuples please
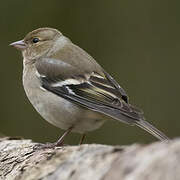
(25, 88), (106, 133)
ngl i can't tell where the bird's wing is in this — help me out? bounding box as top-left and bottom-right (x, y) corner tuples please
(35, 57), (170, 141)
(35, 58), (144, 125)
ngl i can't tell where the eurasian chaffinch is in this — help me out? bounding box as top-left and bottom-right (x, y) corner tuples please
(10, 27), (169, 147)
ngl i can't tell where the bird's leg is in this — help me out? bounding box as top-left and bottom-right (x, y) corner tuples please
(79, 134), (86, 145)
(55, 127), (73, 146)
(33, 127), (73, 150)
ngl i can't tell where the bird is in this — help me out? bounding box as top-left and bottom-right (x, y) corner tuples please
(10, 27), (169, 147)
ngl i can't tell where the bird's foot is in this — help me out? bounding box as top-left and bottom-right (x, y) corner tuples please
(33, 127), (73, 150)
(33, 142), (63, 150)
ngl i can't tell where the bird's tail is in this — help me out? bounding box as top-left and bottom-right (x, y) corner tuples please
(135, 120), (169, 141)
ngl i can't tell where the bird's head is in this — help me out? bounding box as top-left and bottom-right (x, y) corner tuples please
(10, 27), (66, 60)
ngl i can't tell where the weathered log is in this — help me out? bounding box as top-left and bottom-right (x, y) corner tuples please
(0, 137), (179, 180)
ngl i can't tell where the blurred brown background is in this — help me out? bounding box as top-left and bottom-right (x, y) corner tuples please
(0, 0), (179, 145)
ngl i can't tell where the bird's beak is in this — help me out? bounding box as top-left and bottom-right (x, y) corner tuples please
(9, 40), (27, 50)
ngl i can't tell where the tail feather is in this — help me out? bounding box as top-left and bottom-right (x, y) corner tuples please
(135, 120), (169, 141)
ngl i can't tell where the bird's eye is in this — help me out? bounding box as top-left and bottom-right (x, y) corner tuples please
(32, 38), (39, 43)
